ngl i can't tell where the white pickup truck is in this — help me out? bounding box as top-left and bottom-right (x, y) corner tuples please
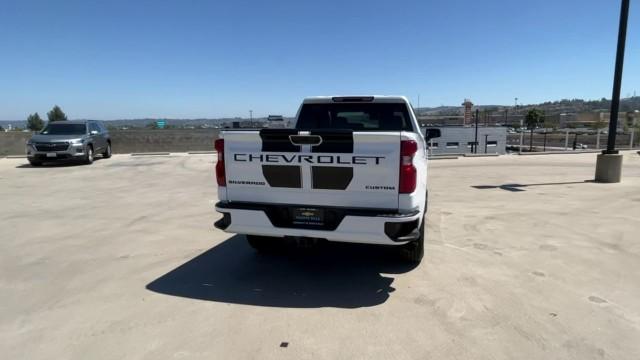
(214, 96), (441, 262)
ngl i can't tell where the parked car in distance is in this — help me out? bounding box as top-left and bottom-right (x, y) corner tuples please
(26, 120), (112, 166)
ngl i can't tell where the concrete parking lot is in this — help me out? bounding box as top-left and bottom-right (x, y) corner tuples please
(1, 152), (639, 360)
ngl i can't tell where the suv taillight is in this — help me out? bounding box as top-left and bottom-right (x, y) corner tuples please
(214, 138), (226, 186)
(399, 140), (417, 194)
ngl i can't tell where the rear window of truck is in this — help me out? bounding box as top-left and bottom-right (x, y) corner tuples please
(296, 103), (413, 131)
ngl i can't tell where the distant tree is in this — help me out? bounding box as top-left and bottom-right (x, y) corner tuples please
(525, 109), (544, 151)
(27, 113), (45, 131)
(47, 105), (68, 122)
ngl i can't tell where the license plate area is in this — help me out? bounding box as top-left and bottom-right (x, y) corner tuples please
(46, 152), (57, 158)
(291, 207), (325, 226)
(262, 205), (346, 231)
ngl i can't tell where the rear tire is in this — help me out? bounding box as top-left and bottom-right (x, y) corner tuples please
(399, 218), (425, 263)
(246, 235), (282, 253)
(102, 142), (112, 158)
(400, 192), (427, 263)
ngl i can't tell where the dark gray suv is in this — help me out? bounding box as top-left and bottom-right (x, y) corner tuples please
(26, 120), (112, 166)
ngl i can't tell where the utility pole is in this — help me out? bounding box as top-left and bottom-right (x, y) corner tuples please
(595, 0), (629, 183)
(484, 134), (489, 153)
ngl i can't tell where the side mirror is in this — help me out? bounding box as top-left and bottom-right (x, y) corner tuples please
(90, 130), (99, 135)
(424, 128), (441, 140)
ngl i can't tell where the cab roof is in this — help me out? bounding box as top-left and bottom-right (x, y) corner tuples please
(302, 96), (410, 104)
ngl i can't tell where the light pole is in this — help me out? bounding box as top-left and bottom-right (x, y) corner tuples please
(595, 0), (630, 183)
(516, 98), (524, 154)
(605, 0), (629, 154)
(474, 109), (479, 154)
(529, 123), (534, 152)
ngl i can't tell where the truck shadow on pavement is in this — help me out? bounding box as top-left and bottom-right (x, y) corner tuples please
(472, 180), (592, 192)
(146, 235), (417, 308)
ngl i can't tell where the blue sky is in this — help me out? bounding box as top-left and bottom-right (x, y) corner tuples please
(1, 0), (638, 120)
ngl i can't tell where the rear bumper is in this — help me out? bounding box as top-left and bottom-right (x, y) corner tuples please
(214, 201), (422, 245)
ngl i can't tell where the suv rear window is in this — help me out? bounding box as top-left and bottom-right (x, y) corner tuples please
(296, 103), (413, 131)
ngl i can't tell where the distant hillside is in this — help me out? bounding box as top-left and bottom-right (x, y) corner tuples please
(2, 97), (638, 130)
(415, 96), (640, 116)
(0, 117), (291, 130)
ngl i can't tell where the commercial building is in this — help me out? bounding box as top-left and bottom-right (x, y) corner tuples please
(561, 111), (639, 129)
(422, 126), (507, 155)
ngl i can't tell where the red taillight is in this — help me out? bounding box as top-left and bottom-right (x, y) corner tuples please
(399, 140), (417, 193)
(214, 138), (226, 186)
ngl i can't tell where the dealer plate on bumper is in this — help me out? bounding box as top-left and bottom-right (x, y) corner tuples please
(292, 207), (325, 226)
(46, 152), (57, 158)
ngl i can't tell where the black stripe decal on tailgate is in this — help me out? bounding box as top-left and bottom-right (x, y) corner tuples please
(262, 165), (302, 188)
(260, 129), (300, 152)
(310, 129), (353, 153)
(311, 166), (353, 190)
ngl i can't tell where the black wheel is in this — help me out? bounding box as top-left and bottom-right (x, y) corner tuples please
(246, 235), (282, 253)
(84, 145), (94, 165)
(399, 218), (425, 263)
(29, 160), (42, 167)
(102, 142), (112, 158)
(400, 192), (428, 263)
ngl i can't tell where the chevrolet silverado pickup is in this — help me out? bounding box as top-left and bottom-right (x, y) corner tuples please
(214, 96), (440, 262)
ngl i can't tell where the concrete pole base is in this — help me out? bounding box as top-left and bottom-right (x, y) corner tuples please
(595, 153), (623, 183)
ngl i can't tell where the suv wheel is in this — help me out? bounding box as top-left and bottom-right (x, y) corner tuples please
(84, 145), (94, 165)
(246, 235), (282, 253)
(102, 143), (112, 158)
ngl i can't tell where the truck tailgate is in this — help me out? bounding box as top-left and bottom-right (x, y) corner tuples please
(223, 129), (400, 210)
